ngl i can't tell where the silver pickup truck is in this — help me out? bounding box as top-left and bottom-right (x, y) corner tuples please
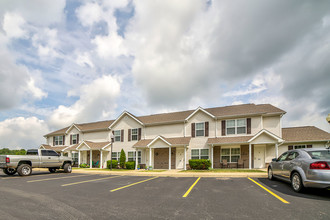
(0, 149), (73, 176)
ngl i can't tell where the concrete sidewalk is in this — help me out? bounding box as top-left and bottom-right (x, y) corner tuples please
(71, 168), (268, 178)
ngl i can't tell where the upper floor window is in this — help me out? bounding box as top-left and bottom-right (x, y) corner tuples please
(131, 128), (138, 141)
(226, 119), (246, 135)
(54, 136), (63, 145)
(195, 122), (205, 137)
(114, 130), (121, 142)
(72, 134), (78, 144)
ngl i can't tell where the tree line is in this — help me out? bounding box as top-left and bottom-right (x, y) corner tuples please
(0, 148), (26, 155)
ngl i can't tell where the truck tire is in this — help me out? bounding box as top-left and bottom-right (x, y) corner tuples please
(49, 168), (56, 173)
(17, 164), (32, 176)
(63, 163), (72, 173)
(3, 168), (17, 175)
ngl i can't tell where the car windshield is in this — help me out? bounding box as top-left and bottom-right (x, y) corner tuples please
(307, 150), (330, 160)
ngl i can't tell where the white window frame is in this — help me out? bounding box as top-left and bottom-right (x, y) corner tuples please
(195, 122), (205, 137)
(114, 130), (121, 142)
(221, 147), (241, 163)
(226, 119), (247, 135)
(111, 152), (120, 161)
(294, 145), (306, 149)
(131, 128), (138, 141)
(54, 136), (63, 145)
(191, 149), (209, 159)
(72, 134), (78, 144)
(128, 151), (141, 163)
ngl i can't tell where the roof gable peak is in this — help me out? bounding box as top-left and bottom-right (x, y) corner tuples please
(109, 110), (144, 129)
(185, 106), (215, 121)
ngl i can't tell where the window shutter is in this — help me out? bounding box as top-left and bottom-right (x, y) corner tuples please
(63, 135), (65, 145)
(138, 128), (142, 140)
(53, 136), (55, 146)
(70, 135), (72, 145)
(128, 129), (131, 142)
(221, 120), (226, 136)
(288, 145), (293, 150)
(205, 121), (209, 137)
(77, 134), (79, 143)
(191, 123), (195, 138)
(247, 118), (251, 134)
(307, 145), (312, 148)
(121, 130), (124, 142)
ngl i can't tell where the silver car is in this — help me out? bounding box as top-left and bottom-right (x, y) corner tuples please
(268, 148), (330, 192)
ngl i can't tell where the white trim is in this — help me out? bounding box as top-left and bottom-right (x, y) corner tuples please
(147, 136), (172, 147)
(226, 118), (247, 135)
(65, 123), (81, 134)
(184, 146), (187, 170)
(76, 141), (91, 150)
(248, 129), (283, 143)
(169, 146), (171, 170)
(185, 107), (215, 121)
(108, 111), (144, 129)
(249, 144), (252, 169)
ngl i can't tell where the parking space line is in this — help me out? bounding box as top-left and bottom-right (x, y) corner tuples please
(110, 176), (159, 192)
(62, 176), (119, 186)
(27, 174), (91, 183)
(2, 173), (64, 180)
(183, 177), (201, 198)
(248, 178), (290, 204)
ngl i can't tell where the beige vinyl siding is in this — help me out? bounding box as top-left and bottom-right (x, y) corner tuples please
(145, 123), (184, 139)
(263, 116), (281, 136)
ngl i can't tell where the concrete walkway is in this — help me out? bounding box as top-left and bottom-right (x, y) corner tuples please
(71, 168), (268, 178)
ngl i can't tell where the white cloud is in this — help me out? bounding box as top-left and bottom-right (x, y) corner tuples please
(32, 28), (59, 58)
(2, 12), (27, 39)
(48, 74), (121, 128)
(75, 51), (94, 68)
(0, 117), (49, 149)
(92, 34), (129, 58)
(75, 2), (104, 27)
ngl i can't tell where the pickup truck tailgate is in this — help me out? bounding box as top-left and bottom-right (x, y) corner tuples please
(0, 155), (7, 168)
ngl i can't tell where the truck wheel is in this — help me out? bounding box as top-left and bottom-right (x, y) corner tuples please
(3, 168), (17, 175)
(63, 163), (72, 173)
(49, 168), (56, 173)
(17, 164), (32, 176)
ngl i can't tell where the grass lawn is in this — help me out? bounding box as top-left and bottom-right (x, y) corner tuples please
(138, 170), (167, 172)
(180, 169), (266, 173)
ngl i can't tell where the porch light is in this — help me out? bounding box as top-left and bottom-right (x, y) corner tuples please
(110, 133), (114, 170)
(327, 113), (330, 124)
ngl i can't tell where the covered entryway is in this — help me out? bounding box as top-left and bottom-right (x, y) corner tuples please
(154, 148), (176, 169)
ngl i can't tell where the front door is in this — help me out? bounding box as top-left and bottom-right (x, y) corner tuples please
(176, 148), (184, 169)
(254, 146), (265, 168)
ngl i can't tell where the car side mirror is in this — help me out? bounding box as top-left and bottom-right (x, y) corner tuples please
(272, 158), (277, 162)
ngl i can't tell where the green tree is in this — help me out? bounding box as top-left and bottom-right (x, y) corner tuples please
(119, 149), (126, 169)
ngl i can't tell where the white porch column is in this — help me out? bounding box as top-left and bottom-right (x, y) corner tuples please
(184, 146), (187, 170)
(211, 145), (214, 169)
(90, 150), (92, 169)
(249, 143), (252, 169)
(78, 150), (81, 168)
(100, 150), (103, 169)
(149, 148), (152, 167)
(169, 146), (171, 170)
(275, 143), (278, 158)
(135, 150), (138, 170)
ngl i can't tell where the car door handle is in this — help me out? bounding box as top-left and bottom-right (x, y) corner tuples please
(48, 157), (51, 159)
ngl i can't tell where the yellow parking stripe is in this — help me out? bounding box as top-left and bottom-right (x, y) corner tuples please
(248, 178), (290, 204)
(28, 174), (90, 183)
(62, 176), (119, 186)
(110, 176), (159, 192)
(183, 177), (201, 198)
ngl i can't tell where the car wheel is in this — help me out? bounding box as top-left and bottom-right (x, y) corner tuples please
(268, 167), (274, 180)
(291, 172), (304, 193)
(49, 168), (56, 173)
(3, 168), (17, 175)
(63, 163), (72, 173)
(17, 164), (32, 176)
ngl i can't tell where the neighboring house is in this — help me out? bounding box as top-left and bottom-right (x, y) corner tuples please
(40, 104), (330, 170)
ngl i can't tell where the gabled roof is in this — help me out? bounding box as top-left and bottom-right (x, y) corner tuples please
(65, 124), (81, 134)
(207, 136), (253, 145)
(39, 144), (68, 152)
(109, 111), (144, 129)
(282, 126), (330, 143)
(248, 129), (283, 143)
(133, 137), (191, 148)
(65, 141), (111, 151)
(185, 107), (215, 121)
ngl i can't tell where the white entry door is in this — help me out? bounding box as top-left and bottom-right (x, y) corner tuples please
(254, 146), (265, 168)
(176, 148), (184, 169)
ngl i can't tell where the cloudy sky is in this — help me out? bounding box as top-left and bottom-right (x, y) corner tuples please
(0, 0), (329, 149)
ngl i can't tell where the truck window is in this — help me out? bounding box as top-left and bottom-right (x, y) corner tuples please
(26, 150), (39, 155)
(47, 150), (59, 156)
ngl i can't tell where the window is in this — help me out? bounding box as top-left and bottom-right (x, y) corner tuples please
(41, 150), (59, 157)
(286, 152), (299, 160)
(308, 150), (330, 160)
(72, 152), (78, 164)
(226, 119), (246, 135)
(277, 152), (289, 161)
(72, 134), (78, 144)
(294, 145), (306, 149)
(221, 147), (240, 162)
(131, 128), (138, 141)
(128, 151), (141, 163)
(195, 122), (205, 137)
(114, 130), (121, 142)
(191, 149), (209, 159)
(27, 149), (38, 155)
(111, 152), (120, 161)
(54, 136), (63, 145)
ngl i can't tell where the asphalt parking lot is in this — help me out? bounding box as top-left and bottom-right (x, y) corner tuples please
(0, 170), (329, 220)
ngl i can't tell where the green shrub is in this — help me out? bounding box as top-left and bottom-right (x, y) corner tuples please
(79, 163), (90, 168)
(107, 160), (118, 169)
(125, 161), (135, 170)
(120, 149), (126, 168)
(188, 159), (211, 170)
